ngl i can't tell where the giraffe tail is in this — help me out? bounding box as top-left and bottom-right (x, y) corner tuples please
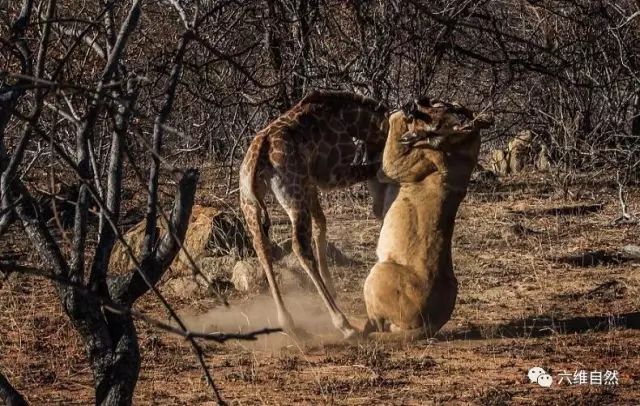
(239, 133), (272, 249)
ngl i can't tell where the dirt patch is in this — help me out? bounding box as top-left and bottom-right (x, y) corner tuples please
(3, 172), (640, 404)
(179, 293), (343, 351)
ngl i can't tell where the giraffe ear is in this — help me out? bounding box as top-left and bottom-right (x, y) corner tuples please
(473, 113), (494, 129)
(401, 100), (418, 119)
(415, 96), (431, 107)
(451, 101), (474, 120)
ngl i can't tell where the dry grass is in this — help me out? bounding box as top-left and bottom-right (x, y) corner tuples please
(1, 169), (640, 404)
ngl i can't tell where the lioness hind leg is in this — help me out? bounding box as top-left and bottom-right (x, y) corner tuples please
(364, 261), (424, 331)
(368, 328), (427, 343)
(362, 317), (386, 337)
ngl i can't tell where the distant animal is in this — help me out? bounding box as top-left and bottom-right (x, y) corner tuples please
(239, 90), (389, 339)
(363, 97), (493, 339)
(490, 130), (550, 175)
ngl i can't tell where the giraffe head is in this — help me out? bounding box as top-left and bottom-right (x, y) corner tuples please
(399, 97), (493, 152)
(378, 98), (493, 188)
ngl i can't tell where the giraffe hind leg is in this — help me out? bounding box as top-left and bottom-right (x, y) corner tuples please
(291, 206), (356, 338)
(239, 193), (297, 333)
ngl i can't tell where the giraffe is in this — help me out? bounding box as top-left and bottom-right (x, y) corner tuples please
(239, 90), (389, 339)
(363, 98), (493, 340)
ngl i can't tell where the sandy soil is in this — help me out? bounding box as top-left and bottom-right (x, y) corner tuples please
(1, 172), (639, 405)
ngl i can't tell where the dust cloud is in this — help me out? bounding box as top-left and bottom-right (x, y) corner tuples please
(179, 293), (346, 350)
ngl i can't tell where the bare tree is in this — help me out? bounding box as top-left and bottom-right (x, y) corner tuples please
(0, 1), (277, 404)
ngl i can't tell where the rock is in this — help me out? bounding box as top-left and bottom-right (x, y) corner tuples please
(489, 131), (552, 176)
(268, 239), (354, 291)
(536, 145), (551, 172)
(473, 164), (500, 183)
(490, 149), (509, 175)
(197, 256), (236, 282)
(622, 245), (640, 259)
(167, 277), (200, 297)
(207, 211), (254, 258)
(508, 130), (533, 173)
(231, 261), (262, 292)
(276, 238), (353, 267)
(109, 205), (252, 276)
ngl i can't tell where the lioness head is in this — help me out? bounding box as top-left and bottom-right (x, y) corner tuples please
(399, 97), (493, 151)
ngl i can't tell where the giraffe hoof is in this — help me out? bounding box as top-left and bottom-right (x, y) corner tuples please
(342, 327), (361, 341)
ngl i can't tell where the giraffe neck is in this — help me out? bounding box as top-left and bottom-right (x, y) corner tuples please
(309, 104), (388, 148)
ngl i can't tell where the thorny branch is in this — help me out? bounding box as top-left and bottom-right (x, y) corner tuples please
(142, 29), (193, 261)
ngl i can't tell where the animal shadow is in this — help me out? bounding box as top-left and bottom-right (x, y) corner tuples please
(440, 312), (640, 341)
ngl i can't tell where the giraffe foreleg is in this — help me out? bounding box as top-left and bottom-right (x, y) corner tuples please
(308, 190), (336, 297)
(289, 205), (357, 339)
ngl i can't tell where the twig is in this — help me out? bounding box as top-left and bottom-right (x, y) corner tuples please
(120, 139), (229, 305)
(611, 170), (638, 225)
(24, 120), (227, 403)
(167, 0), (191, 29)
(54, 25), (106, 59)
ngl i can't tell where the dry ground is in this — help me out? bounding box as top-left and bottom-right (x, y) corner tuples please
(1, 170), (640, 405)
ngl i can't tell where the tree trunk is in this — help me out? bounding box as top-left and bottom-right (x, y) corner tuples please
(92, 317), (140, 405)
(290, 0), (316, 102)
(263, 0), (291, 112)
(0, 371), (27, 406)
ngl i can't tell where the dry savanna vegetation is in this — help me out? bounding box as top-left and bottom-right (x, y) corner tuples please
(1, 0), (639, 405)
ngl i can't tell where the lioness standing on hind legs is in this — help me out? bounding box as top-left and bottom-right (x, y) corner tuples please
(364, 97), (493, 340)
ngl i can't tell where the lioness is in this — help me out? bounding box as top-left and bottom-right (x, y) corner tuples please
(363, 98), (493, 338)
